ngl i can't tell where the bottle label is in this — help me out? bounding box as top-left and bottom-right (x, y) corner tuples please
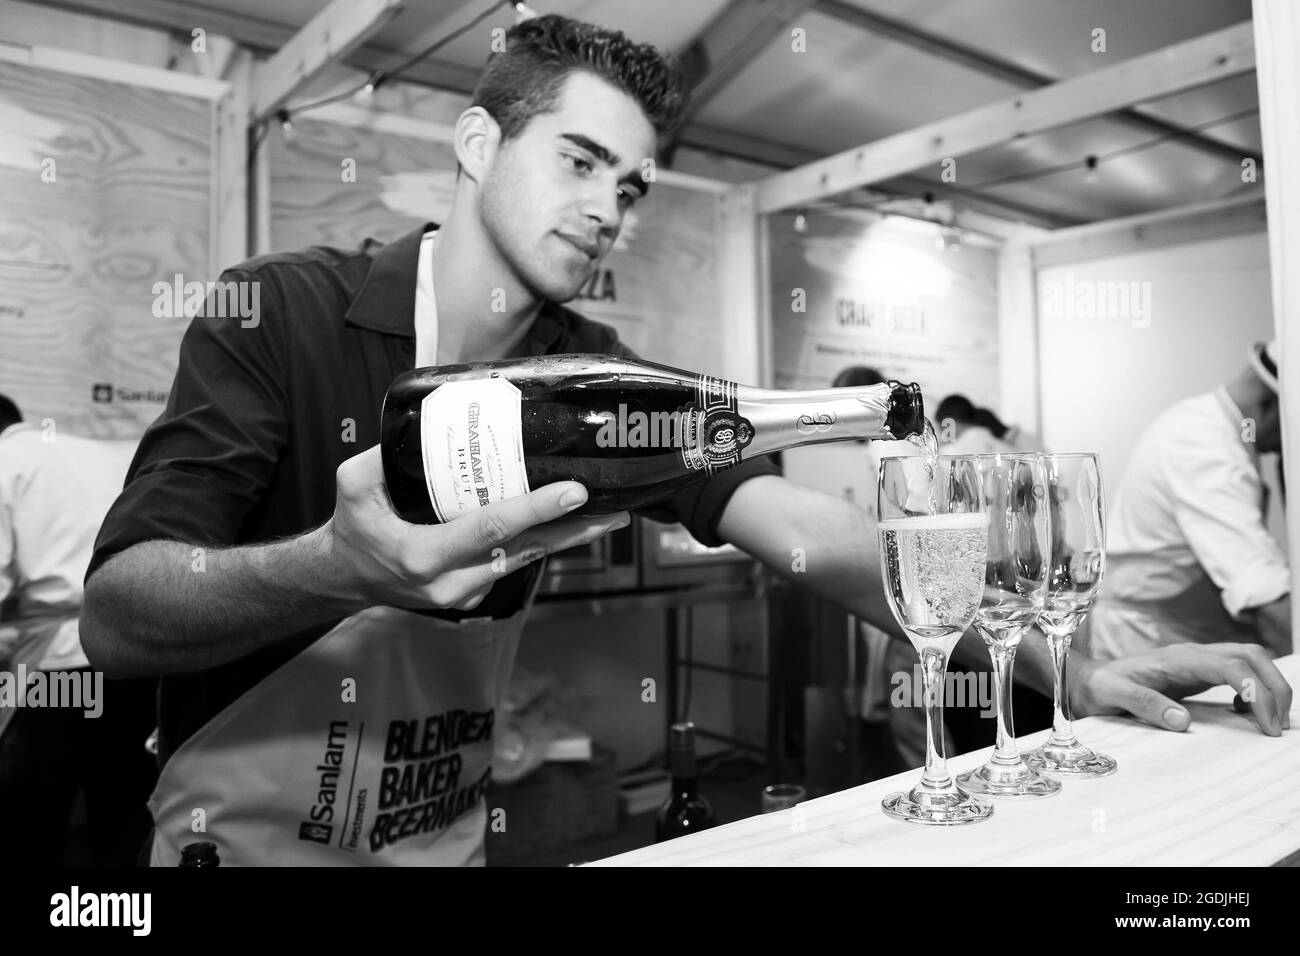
(420, 378), (530, 522)
(683, 375), (754, 474)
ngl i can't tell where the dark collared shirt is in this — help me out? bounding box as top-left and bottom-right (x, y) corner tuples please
(88, 224), (777, 762)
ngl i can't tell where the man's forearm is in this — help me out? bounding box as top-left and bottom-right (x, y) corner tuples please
(1010, 629), (1056, 697)
(717, 476), (988, 670)
(81, 526), (368, 677)
(1252, 594), (1292, 657)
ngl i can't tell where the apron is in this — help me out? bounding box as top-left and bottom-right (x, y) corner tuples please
(149, 229), (537, 865)
(0, 605), (78, 742)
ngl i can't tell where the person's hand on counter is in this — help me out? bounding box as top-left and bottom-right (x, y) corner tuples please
(1070, 642), (1293, 737)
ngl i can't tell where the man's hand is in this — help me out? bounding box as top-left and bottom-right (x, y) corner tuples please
(322, 445), (629, 610)
(1072, 642), (1293, 737)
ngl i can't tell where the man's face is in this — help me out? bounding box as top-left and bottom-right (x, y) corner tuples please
(478, 70), (657, 302)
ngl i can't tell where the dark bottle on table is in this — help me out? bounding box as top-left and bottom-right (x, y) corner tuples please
(178, 842), (220, 867)
(381, 353), (926, 523)
(655, 721), (717, 843)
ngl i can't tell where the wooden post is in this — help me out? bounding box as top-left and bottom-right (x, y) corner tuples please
(1253, 0), (1300, 647)
(997, 242), (1041, 437)
(213, 48), (251, 274)
(717, 184), (765, 385)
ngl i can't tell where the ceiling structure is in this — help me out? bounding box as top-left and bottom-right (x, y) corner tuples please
(34, 0), (1263, 229)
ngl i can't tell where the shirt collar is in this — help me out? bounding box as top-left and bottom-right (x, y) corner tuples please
(343, 222), (570, 357)
(344, 223), (434, 337)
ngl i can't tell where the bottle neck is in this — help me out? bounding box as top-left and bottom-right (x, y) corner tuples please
(737, 382), (916, 456)
(669, 746), (698, 796)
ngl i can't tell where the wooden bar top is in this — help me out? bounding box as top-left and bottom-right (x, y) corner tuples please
(590, 655), (1300, 866)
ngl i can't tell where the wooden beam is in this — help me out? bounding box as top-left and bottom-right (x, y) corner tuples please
(193, 31), (238, 79)
(40, 0), (486, 95)
(681, 123), (1080, 228)
(817, 0), (1261, 167)
(0, 38), (228, 99)
(212, 48), (252, 273)
(251, 0), (404, 122)
(756, 21), (1256, 213)
(1027, 194), (1266, 268)
(1252, 0), (1300, 647)
(677, 0), (815, 121)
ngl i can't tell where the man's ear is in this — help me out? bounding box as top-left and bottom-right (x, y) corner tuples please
(454, 107), (499, 184)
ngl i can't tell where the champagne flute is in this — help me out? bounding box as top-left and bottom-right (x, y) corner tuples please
(955, 454), (1061, 798)
(878, 455), (992, 825)
(1024, 453), (1117, 777)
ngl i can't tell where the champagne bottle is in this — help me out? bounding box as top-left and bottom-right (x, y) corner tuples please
(381, 353), (924, 523)
(655, 721), (716, 842)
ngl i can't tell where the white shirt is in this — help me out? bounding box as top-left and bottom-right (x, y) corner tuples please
(1088, 387), (1289, 658)
(0, 423), (133, 669)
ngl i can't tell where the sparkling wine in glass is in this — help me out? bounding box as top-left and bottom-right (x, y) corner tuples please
(878, 454), (993, 825)
(955, 454), (1061, 798)
(1023, 453), (1117, 778)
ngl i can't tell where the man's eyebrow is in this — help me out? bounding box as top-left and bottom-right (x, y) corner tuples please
(559, 132), (620, 167)
(559, 133), (650, 198)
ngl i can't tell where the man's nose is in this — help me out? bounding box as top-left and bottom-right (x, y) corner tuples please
(580, 183), (619, 229)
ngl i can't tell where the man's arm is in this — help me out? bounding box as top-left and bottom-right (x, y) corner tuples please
(82, 447), (627, 677)
(715, 473), (1293, 735)
(714, 474), (988, 670)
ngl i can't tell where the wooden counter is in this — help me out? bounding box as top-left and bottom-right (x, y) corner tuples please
(590, 655), (1300, 866)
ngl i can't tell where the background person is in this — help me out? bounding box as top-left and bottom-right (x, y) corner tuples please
(0, 394), (157, 866)
(1088, 340), (1290, 660)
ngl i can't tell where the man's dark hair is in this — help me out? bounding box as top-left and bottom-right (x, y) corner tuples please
(973, 406), (1008, 439)
(471, 14), (689, 155)
(0, 394), (22, 431)
(935, 394), (976, 426)
(831, 366), (886, 388)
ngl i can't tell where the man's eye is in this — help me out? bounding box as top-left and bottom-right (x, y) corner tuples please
(563, 153), (593, 173)
(617, 187), (641, 208)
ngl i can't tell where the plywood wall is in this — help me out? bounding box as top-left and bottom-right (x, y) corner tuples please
(0, 60), (212, 439)
(267, 116), (726, 376)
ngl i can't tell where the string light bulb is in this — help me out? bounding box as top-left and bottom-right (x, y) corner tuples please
(355, 72), (382, 105)
(514, 2), (539, 21)
(793, 210), (808, 234)
(1084, 154), (1099, 184)
(276, 108), (293, 141)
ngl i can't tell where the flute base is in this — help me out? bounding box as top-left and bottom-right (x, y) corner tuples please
(956, 758), (1062, 798)
(881, 782), (993, 825)
(1024, 741), (1117, 778)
